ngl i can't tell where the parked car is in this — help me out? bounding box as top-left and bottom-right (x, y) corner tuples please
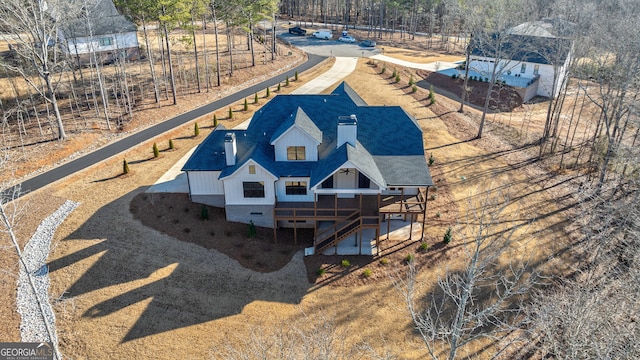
(288, 26), (306, 35)
(312, 29), (333, 39)
(361, 39), (376, 47)
(338, 35), (356, 43)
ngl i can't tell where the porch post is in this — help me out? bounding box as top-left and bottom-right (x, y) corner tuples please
(294, 209), (297, 245)
(422, 187), (429, 240)
(409, 215), (413, 240)
(387, 215), (391, 240)
(313, 193), (318, 239)
(401, 187), (407, 221)
(273, 208), (277, 244)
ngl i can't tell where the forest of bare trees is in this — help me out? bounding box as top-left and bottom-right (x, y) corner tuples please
(0, 0), (281, 147)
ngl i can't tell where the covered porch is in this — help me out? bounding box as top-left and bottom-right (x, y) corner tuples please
(272, 188), (429, 255)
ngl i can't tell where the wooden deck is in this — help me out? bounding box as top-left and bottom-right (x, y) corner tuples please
(272, 189), (429, 253)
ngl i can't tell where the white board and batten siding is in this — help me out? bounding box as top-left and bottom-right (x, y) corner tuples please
(273, 127), (319, 161)
(275, 177), (314, 202)
(470, 56), (569, 99)
(186, 171), (223, 195)
(66, 32), (138, 54)
(223, 160), (277, 205)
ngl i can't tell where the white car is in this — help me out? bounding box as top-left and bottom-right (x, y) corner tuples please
(338, 36), (356, 43)
(312, 30), (333, 39)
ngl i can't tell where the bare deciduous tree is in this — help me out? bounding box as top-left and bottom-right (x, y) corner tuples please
(210, 310), (359, 360)
(0, 0), (84, 140)
(0, 177), (60, 359)
(526, 184), (640, 359)
(395, 185), (536, 359)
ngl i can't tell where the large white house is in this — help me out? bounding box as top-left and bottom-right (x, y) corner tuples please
(468, 19), (574, 101)
(60, 0), (139, 65)
(182, 83), (433, 255)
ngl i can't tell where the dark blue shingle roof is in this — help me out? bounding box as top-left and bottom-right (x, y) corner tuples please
(182, 82), (432, 187)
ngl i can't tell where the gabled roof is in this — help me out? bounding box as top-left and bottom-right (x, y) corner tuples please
(470, 33), (572, 65)
(507, 18), (576, 39)
(63, 0), (137, 38)
(332, 82), (368, 106)
(309, 142), (386, 189)
(183, 82), (433, 188)
(219, 143), (278, 180)
(270, 107), (322, 144)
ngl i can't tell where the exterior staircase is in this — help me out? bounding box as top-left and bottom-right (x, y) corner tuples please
(313, 211), (362, 254)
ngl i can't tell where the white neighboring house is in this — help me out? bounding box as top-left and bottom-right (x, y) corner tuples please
(60, 0), (139, 65)
(468, 19), (574, 101)
(182, 83), (433, 255)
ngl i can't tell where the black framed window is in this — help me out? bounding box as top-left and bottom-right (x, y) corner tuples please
(358, 173), (371, 189)
(285, 181), (307, 195)
(321, 176), (333, 189)
(243, 182), (265, 198)
(287, 146), (306, 160)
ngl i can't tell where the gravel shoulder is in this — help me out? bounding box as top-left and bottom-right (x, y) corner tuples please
(17, 200), (78, 359)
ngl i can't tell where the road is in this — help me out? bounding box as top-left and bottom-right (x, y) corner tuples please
(9, 54), (325, 198)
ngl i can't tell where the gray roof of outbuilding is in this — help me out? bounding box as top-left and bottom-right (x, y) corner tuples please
(182, 82), (433, 187)
(470, 33), (572, 65)
(63, 0), (137, 37)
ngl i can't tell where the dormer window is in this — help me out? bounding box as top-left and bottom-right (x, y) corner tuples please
(248, 165), (256, 174)
(287, 146), (306, 160)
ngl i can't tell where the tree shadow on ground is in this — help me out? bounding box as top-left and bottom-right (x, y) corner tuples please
(48, 187), (310, 343)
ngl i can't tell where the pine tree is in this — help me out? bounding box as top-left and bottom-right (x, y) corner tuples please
(213, 114), (218, 127)
(254, 92), (258, 104)
(228, 107), (233, 118)
(123, 159), (130, 174)
(244, 98), (248, 111)
(429, 85), (436, 105)
(294, 71), (299, 81)
(266, 87), (270, 98)
(169, 139), (175, 150)
(153, 143), (159, 158)
(194, 122), (200, 136)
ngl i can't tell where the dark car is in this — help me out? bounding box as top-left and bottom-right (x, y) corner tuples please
(361, 39), (376, 47)
(288, 26), (307, 35)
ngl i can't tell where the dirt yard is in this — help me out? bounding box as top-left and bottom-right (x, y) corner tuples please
(1, 52), (583, 359)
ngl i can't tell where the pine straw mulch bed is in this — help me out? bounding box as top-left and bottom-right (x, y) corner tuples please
(130, 161), (458, 288)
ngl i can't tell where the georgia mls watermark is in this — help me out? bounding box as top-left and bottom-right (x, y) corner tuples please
(0, 343), (53, 360)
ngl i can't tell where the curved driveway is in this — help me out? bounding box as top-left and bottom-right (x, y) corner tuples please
(9, 54), (325, 198)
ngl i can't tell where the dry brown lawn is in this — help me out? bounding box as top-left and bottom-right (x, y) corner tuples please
(1, 50), (584, 359)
